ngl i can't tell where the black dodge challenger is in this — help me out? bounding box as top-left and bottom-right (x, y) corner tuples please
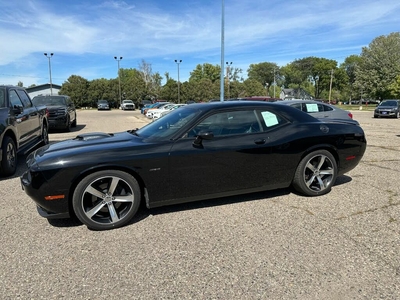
(21, 101), (366, 230)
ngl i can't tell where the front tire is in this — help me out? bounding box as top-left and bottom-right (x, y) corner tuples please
(0, 136), (17, 177)
(72, 170), (141, 230)
(41, 125), (49, 146)
(292, 150), (337, 196)
(71, 114), (77, 127)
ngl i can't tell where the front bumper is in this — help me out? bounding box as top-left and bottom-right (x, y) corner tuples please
(374, 110), (398, 117)
(49, 117), (68, 129)
(20, 169), (70, 219)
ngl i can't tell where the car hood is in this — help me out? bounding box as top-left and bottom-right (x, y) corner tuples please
(28, 131), (144, 167)
(47, 105), (66, 110)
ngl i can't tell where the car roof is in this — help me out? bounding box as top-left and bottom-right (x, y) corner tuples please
(277, 99), (327, 104)
(184, 100), (319, 123)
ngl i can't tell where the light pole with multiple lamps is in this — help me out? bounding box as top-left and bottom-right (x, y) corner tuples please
(44, 53), (53, 95)
(114, 56), (123, 108)
(226, 62), (232, 99)
(174, 59), (182, 103)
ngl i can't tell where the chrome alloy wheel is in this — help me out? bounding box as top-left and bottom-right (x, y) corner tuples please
(73, 170), (140, 230)
(302, 154), (334, 192)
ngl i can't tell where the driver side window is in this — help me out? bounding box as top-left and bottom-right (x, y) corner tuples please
(9, 90), (24, 108)
(189, 110), (261, 137)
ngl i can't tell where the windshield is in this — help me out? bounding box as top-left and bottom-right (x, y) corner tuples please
(380, 100), (398, 107)
(98, 100), (108, 104)
(33, 96), (66, 106)
(136, 106), (200, 139)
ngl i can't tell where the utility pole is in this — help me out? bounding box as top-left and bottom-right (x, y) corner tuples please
(328, 69), (333, 104)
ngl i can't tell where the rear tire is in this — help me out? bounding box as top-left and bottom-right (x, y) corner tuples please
(292, 150), (337, 196)
(0, 136), (17, 177)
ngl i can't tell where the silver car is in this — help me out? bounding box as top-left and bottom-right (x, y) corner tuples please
(121, 100), (136, 110)
(373, 99), (400, 118)
(275, 100), (357, 123)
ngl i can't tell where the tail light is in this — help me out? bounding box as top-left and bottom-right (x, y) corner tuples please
(348, 112), (353, 119)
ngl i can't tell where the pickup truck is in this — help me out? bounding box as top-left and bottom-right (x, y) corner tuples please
(0, 85), (49, 177)
(32, 95), (77, 131)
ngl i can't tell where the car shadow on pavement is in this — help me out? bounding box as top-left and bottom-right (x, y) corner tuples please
(49, 124), (86, 133)
(31, 175), (353, 230)
(145, 188), (291, 217)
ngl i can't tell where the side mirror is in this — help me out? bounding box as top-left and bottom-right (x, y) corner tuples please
(193, 131), (214, 147)
(13, 105), (23, 115)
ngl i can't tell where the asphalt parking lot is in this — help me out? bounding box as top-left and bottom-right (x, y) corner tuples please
(0, 108), (399, 299)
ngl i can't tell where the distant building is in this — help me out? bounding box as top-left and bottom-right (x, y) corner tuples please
(26, 83), (62, 98)
(280, 88), (313, 100)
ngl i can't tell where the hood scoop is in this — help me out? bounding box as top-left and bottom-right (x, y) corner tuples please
(74, 132), (114, 141)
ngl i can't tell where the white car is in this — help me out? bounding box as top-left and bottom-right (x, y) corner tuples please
(154, 104), (187, 119)
(146, 103), (175, 118)
(121, 100), (135, 110)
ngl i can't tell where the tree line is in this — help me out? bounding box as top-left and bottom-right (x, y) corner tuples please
(48, 32), (400, 108)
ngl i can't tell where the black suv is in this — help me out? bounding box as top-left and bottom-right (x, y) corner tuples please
(32, 95), (77, 131)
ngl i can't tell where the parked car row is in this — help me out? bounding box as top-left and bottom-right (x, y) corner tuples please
(147, 103), (187, 119)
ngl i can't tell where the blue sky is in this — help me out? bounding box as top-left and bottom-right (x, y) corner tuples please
(1, 0), (399, 87)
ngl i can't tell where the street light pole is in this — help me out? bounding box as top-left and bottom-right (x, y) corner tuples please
(328, 69), (333, 104)
(114, 56), (123, 108)
(44, 53), (53, 95)
(273, 68), (276, 98)
(226, 62), (232, 99)
(174, 59), (182, 103)
(220, 0), (225, 101)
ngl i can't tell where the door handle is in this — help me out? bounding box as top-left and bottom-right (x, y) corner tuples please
(254, 139), (266, 145)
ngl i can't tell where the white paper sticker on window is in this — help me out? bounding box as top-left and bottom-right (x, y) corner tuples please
(305, 103), (318, 112)
(261, 111), (279, 127)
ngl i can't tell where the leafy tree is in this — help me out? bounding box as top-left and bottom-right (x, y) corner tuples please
(189, 63), (221, 83)
(340, 55), (362, 101)
(184, 78), (218, 102)
(17, 81), (23, 87)
(355, 32), (400, 99)
(240, 79), (266, 97)
(247, 62), (279, 94)
(160, 78), (178, 102)
(120, 68), (147, 102)
(59, 75), (89, 107)
(388, 74), (400, 98)
(282, 57), (337, 99)
(87, 78), (110, 106)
